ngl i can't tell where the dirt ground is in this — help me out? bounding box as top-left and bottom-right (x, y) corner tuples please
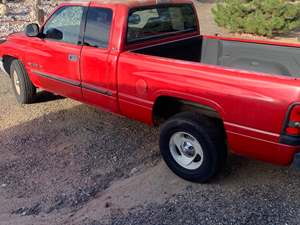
(1, 2), (300, 225)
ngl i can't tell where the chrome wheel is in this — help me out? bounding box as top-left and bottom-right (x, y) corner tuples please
(13, 71), (21, 95)
(169, 132), (204, 170)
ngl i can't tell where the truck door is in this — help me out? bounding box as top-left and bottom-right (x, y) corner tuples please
(80, 5), (118, 112)
(26, 5), (85, 100)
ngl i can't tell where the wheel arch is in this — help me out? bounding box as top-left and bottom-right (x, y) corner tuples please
(152, 95), (225, 126)
(2, 55), (18, 76)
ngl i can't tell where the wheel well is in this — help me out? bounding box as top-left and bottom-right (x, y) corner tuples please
(2, 55), (17, 76)
(153, 96), (223, 126)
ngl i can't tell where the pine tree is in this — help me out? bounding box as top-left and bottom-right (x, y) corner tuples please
(212, 0), (300, 37)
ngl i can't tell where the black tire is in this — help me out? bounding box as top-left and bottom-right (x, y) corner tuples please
(159, 112), (227, 183)
(10, 60), (36, 104)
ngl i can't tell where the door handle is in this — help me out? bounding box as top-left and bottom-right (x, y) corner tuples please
(68, 54), (78, 62)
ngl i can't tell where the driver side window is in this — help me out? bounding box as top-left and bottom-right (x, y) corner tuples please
(43, 6), (84, 45)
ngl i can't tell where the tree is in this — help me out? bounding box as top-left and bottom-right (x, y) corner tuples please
(212, 0), (300, 37)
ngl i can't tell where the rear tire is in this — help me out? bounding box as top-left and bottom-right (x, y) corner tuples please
(159, 112), (227, 183)
(10, 60), (36, 104)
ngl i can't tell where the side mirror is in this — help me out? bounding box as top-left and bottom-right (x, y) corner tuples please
(25, 23), (40, 37)
(45, 28), (63, 40)
(128, 14), (141, 25)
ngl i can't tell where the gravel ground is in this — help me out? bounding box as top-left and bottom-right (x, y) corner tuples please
(1, 1), (300, 225)
(2, 71), (300, 225)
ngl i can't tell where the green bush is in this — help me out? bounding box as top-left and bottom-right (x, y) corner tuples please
(212, 0), (300, 37)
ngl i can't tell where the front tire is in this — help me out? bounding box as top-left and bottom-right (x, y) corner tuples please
(10, 60), (36, 104)
(159, 112), (227, 183)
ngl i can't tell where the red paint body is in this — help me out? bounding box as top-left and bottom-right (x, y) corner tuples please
(1, 0), (300, 166)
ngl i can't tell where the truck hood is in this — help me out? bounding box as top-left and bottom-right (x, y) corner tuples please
(7, 32), (26, 41)
(0, 32), (26, 58)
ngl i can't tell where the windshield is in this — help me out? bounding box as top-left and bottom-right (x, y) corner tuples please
(127, 4), (198, 44)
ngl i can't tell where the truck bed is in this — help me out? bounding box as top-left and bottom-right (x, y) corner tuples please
(132, 36), (300, 77)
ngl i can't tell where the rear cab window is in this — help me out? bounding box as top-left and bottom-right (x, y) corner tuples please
(127, 4), (198, 44)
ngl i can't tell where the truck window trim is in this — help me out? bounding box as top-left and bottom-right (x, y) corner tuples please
(126, 3), (198, 44)
(127, 28), (196, 44)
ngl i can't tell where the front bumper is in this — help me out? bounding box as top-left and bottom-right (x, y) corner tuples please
(0, 58), (9, 76)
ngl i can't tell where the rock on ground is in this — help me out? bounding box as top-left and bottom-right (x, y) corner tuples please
(0, 4), (7, 17)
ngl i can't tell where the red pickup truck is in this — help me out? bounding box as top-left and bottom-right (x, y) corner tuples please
(1, 0), (300, 182)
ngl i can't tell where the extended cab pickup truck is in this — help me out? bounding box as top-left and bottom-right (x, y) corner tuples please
(1, 0), (300, 182)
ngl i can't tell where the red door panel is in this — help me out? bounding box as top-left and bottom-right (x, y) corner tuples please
(80, 6), (118, 112)
(25, 5), (85, 101)
(27, 39), (82, 100)
(81, 46), (118, 112)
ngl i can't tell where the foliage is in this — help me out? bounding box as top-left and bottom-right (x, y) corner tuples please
(212, 0), (300, 37)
